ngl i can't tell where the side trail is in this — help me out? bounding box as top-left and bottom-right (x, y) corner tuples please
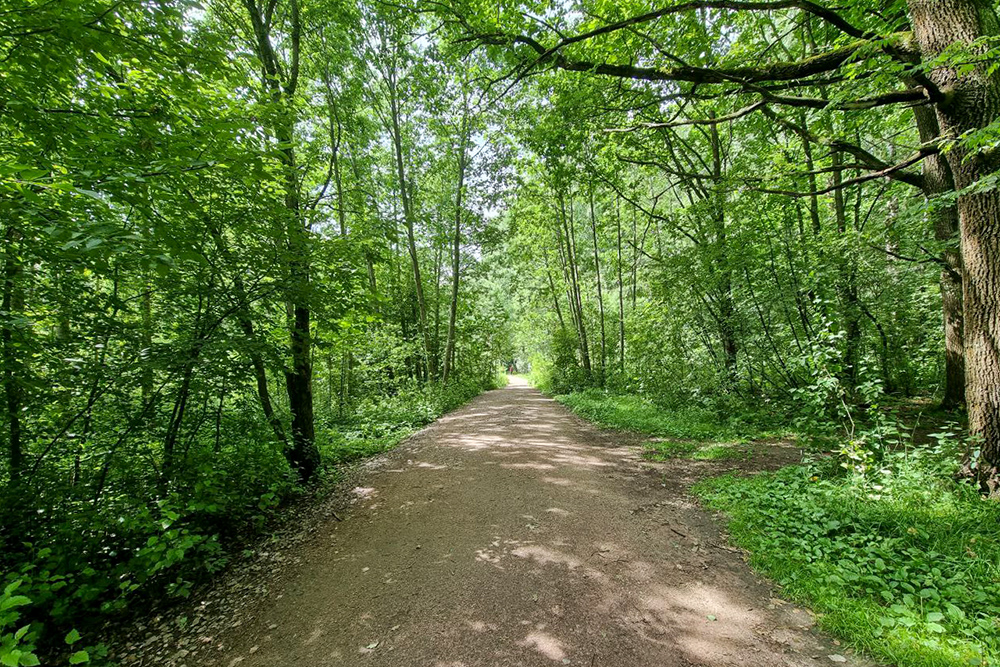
(145, 378), (872, 666)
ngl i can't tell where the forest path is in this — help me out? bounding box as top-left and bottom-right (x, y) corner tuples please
(203, 377), (869, 667)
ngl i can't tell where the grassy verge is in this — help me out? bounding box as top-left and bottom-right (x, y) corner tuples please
(553, 388), (779, 461)
(696, 454), (999, 667)
(551, 387), (999, 667)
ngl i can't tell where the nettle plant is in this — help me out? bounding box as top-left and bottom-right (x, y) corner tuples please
(837, 365), (902, 481)
(0, 580), (89, 666)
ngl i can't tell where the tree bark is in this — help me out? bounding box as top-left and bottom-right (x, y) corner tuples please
(911, 104), (965, 408)
(616, 196), (626, 376)
(442, 104), (470, 384)
(830, 149), (861, 392)
(543, 247), (567, 331)
(908, 0), (1000, 490)
(563, 195), (592, 374)
(589, 184), (607, 385)
(709, 121), (738, 386)
(200, 201), (289, 451)
(387, 67), (435, 380)
(244, 0), (318, 482)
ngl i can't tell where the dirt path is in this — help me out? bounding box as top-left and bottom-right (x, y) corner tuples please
(174, 378), (870, 666)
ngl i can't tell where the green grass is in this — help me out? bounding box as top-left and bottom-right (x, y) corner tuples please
(642, 439), (701, 460)
(554, 389), (777, 441)
(689, 443), (751, 461)
(642, 440), (751, 461)
(696, 456), (1000, 667)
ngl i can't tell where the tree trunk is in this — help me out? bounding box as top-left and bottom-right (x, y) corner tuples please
(442, 106), (470, 384)
(912, 105), (965, 408)
(616, 196), (626, 377)
(563, 195), (592, 374)
(201, 204), (289, 451)
(542, 247), (567, 331)
(908, 0), (1000, 490)
(244, 0), (319, 482)
(140, 260), (153, 404)
(388, 71), (435, 380)
(710, 121), (738, 386)
(589, 184), (607, 385)
(830, 149), (861, 392)
(2, 224), (23, 484)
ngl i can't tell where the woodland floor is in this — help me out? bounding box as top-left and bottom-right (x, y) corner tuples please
(119, 377), (876, 667)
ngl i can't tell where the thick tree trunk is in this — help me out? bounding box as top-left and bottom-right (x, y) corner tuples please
(912, 105), (965, 408)
(277, 119), (319, 482)
(909, 0), (1000, 490)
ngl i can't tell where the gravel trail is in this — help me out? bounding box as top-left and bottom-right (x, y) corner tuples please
(202, 377), (870, 667)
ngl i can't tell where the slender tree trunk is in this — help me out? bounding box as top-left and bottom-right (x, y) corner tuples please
(200, 202), (289, 449)
(442, 106), (470, 384)
(387, 71), (435, 380)
(2, 224), (23, 484)
(140, 259), (153, 404)
(543, 247), (566, 331)
(616, 196), (626, 377)
(912, 105), (965, 408)
(830, 149), (861, 392)
(433, 244), (442, 369)
(798, 111), (822, 236)
(710, 121), (738, 386)
(563, 195), (592, 374)
(162, 294), (210, 488)
(631, 205), (639, 308)
(588, 184), (607, 385)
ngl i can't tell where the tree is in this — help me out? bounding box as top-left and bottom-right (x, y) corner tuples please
(448, 0), (1000, 487)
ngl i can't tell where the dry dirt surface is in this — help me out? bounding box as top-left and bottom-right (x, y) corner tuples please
(136, 378), (874, 667)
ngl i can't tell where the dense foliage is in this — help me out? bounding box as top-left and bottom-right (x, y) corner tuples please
(1, 0), (510, 659)
(4, 0), (1000, 663)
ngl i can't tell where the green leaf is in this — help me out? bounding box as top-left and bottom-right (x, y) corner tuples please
(0, 596), (31, 612)
(65, 629), (82, 645)
(18, 654), (40, 667)
(69, 651), (90, 664)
